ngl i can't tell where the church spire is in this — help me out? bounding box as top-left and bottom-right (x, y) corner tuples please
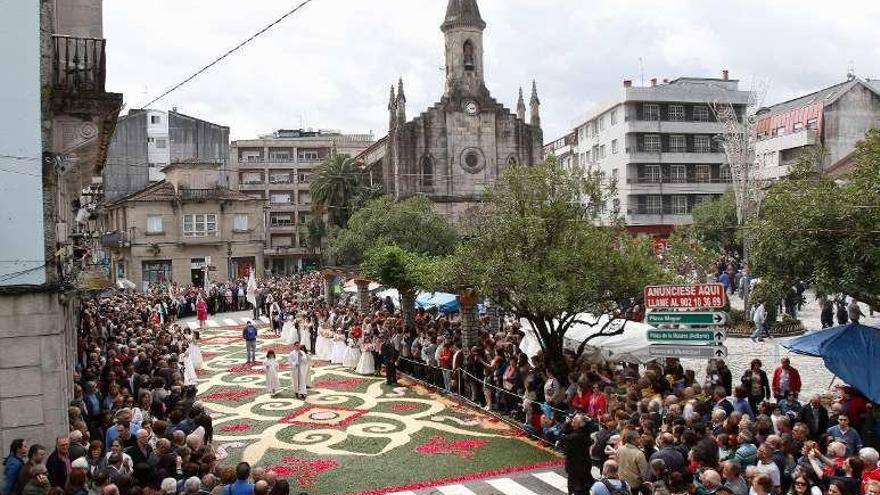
(441, 0), (486, 33)
(396, 78), (407, 123)
(388, 84), (396, 131)
(516, 87), (526, 121)
(530, 80), (541, 127)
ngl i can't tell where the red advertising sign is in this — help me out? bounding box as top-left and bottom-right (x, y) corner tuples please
(644, 284), (726, 309)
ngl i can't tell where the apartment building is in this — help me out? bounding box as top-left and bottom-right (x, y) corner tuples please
(569, 72), (750, 237)
(754, 76), (880, 180)
(104, 109), (229, 200)
(543, 131), (577, 168)
(230, 129), (375, 274)
(103, 163), (264, 290)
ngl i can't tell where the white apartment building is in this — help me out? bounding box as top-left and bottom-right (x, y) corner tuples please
(230, 129), (374, 274)
(569, 72), (750, 237)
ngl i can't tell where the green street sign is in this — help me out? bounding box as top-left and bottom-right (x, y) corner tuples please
(646, 312), (728, 326)
(647, 329), (726, 343)
(649, 344), (728, 360)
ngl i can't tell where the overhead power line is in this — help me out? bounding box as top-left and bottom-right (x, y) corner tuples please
(139, 0), (317, 109)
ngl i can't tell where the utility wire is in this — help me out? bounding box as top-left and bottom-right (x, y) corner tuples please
(140, 0), (317, 109)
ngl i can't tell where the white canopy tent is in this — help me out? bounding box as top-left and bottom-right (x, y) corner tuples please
(519, 313), (657, 364)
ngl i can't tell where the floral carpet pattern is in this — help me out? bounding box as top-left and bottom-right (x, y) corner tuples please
(195, 325), (561, 495)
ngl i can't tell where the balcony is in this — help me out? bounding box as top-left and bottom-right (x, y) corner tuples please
(627, 149), (726, 164)
(625, 210), (694, 226)
(52, 35), (107, 94)
(754, 129), (819, 153)
(628, 120), (726, 134)
(627, 178), (731, 195)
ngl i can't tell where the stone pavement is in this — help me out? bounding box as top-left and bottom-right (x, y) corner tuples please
(680, 294), (879, 399)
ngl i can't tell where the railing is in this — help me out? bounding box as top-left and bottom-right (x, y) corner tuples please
(627, 177), (732, 184)
(52, 35), (107, 93)
(178, 188), (218, 201)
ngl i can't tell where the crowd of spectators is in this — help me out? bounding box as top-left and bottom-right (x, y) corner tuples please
(3, 273), (879, 495)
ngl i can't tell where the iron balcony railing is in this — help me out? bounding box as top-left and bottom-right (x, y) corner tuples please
(52, 35), (107, 93)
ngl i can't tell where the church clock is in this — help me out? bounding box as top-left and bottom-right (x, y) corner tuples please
(463, 100), (479, 116)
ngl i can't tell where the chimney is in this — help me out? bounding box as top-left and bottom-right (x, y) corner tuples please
(650, 78), (657, 87)
(722, 69), (729, 81)
(623, 80), (632, 88)
(663, 78), (669, 84)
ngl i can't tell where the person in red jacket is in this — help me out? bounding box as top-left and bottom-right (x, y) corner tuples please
(571, 382), (592, 413)
(771, 357), (802, 401)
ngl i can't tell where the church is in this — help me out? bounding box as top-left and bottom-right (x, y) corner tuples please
(358, 0), (544, 219)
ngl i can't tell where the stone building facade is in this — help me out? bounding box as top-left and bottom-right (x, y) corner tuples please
(359, 0), (543, 219)
(0, 0), (122, 449)
(102, 163), (265, 290)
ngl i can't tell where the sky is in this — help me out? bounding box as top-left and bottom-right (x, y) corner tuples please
(104, 0), (880, 142)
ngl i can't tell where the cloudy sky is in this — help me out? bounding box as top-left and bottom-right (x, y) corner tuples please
(105, 0), (880, 141)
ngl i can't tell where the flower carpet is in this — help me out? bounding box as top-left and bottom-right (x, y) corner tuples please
(195, 324), (561, 495)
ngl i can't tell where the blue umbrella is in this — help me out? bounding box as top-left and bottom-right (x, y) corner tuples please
(415, 291), (460, 314)
(783, 324), (880, 403)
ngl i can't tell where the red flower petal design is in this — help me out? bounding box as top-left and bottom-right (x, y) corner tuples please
(414, 434), (489, 459)
(219, 423), (253, 432)
(202, 388), (258, 402)
(310, 377), (365, 390)
(389, 403), (419, 412)
(268, 455), (338, 488)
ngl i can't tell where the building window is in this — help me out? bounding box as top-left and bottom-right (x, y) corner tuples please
(147, 137), (155, 143)
(270, 193), (291, 205)
(644, 165), (661, 183)
(241, 172), (263, 185)
(584, 150), (591, 163)
(599, 145), (606, 160)
(142, 260), (172, 285)
(146, 215), (163, 234)
(720, 165), (732, 182)
(670, 165), (687, 183)
(643, 134), (661, 152)
(156, 138), (167, 149)
(695, 164), (711, 182)
(272, 235), (293, 248)
(269, 151), (291, 162)
(671, 195), (688, 215)
(793, 122), (804, 132)
(806, 117), (819, 130)
(421, 156), (434, 188)
(299, 213), (309, 225)
(299, 151), (320, 161)
(669, 105), (685, 122)
(298, 172), (309, 183)
(610, 109), (618, 126)
(183, 214), (218, 237)
(299, 191), (310, 205)
(269, 172), (291, 184)
(645, 195), (663, 214)
(643, 104), (660, 121)
(670, 135), (687, 153)
(271, 214), (292, 226)
(611, 139), (619, 154)
(694, 135), (712, 153)
(463, 40), (475, 70)
(776, 126), (787, 136)
(599, 116), (606, 131)
(150, 115), (161, 124)
(234, 214), (249, 232)
(693, 106), (710, 122)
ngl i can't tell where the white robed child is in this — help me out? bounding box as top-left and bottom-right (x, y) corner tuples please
(330, 329), (347, 365)
(264, 350), (281, 396)
(287, 342), (309, 399)
(342, 337), (361, 369)
(355, 337), (376, 375)
(189, 331), (204, 370)
(183, 343), (199, 386)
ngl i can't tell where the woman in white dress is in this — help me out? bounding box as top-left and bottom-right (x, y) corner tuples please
(280, 315), (298, 345)
(264, 350), (280, 396)
(316, 322), (334, 361)
(342, 337), (361, 369)
(330, 330), (347, 365)
(189, 331), (204, 370)
(355, 337), (376, 375)
(183, 343), (198, 387)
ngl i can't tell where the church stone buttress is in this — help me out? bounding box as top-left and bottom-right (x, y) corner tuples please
(382, 0), (544, 220)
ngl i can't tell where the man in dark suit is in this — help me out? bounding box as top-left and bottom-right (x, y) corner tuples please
(45, 436), (70, 488)
(800, 395), (829, 440)
(124, 430), (153, 467)
(380, 338), (399, 386)
(559, 414), (594, 495)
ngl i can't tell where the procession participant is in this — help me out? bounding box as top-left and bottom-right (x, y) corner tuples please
(195, 297), (208, 329)
(264, 351), (280, 397)
(242, 321), (258, 364)
(279, 315), (298, 346)
(287, 343), (308, 400)
(189, 331), (204, 370)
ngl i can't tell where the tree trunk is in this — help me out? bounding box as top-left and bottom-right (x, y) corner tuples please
(400, 288), (416, 333)
(354, 279), (371, 313)
(458, 289), (479, 349)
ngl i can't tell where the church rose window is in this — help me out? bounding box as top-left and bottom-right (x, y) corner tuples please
(460, 148), (485, 174)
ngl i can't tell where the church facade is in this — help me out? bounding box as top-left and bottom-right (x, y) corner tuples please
(360, 0), (544, 219)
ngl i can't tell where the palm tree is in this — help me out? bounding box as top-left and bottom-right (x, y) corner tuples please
(310, 152), (365, 228)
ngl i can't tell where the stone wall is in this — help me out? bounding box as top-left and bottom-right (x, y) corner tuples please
(0, 291), (75, 451)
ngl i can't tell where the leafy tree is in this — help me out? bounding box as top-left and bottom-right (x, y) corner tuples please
(330, 195), (458, 266)
(663, 226), (719, 283)
(748, 133), (880, 310)
(310, 152), (368, 228)
(440, 158), (666, 378)
(691, 190), (740, 253)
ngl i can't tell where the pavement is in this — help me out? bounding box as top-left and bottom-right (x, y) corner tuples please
(678, 293), (879, 399)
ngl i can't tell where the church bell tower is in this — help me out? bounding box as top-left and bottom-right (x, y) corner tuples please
(441, 0), (486, 97)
